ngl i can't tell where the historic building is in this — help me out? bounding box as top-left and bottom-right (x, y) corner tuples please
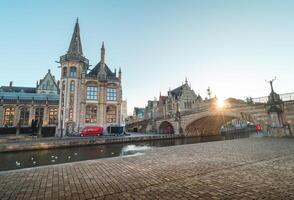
(57, 19), (123, 135)
(0, 70), (59, 129)
(143, 79), (202, 120)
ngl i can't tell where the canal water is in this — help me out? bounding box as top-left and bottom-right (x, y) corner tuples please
(0, 132), (254, 172)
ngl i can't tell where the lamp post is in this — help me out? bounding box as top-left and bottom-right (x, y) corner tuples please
(175, 101), (183, 135)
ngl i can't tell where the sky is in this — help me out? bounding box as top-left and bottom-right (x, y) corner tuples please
(0, 0), (294, 114)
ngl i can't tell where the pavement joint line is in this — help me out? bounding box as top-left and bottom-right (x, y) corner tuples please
(85, 152), (294, 199)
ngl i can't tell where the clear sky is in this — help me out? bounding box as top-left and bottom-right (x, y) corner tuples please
(0, 0), (293, 114)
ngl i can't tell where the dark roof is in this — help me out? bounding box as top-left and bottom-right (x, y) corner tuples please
(0, 86), (36, 93)
(88, 61), (116, 78)
(67, 19), (83, 56)
(170, 85), (185, 97)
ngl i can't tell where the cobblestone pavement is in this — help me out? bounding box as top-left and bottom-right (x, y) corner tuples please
(0, 137), (294, 199)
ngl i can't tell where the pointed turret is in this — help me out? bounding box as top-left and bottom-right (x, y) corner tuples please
(101, 41), (105, 63)
(118, 67), (122, 80)
(68, 18), (83, 56)
(100, 41), (105, 63)
(60, 19), (89, 65)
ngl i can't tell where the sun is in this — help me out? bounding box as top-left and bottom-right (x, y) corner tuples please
(216, 98), (225, 108)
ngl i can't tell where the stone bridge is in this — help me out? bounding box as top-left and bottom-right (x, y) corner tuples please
(126, 99), (294, 136)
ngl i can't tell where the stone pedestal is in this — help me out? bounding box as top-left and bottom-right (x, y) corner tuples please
(267, 126), (290, 137)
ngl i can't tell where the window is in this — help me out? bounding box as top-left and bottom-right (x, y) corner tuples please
(70, 81), (75, 92)
(62, 67), (67, 78)
(85, 106), (97, 123)
(49, 108), (58, 125)
(35, 108), (44, 123)
(4, 107), (15, 126)
(19, 108), (30, 125)
(107, 88), (117, 101)
(106, 106), (116, 123)
(62, 81), (65, 106)
(70, 67), (77, 77)
(87, 86), (98, 100)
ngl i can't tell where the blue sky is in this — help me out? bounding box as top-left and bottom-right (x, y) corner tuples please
(0, 0), (293, 113)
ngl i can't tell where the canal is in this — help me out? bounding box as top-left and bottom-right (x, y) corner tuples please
(0, 132), (256, 172)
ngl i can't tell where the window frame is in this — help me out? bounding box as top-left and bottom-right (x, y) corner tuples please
(107, 88), (117, 101)
(85, 105), (97, 123)
(87, 86), (98, 100)
(70, 66), (77, 78)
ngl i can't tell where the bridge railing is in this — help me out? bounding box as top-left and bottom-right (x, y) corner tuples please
(252, 92), (294, 104)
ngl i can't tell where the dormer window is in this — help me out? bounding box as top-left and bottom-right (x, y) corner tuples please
(70, 66), (77, 77)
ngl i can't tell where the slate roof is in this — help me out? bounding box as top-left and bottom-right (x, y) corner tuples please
(67, 19), (83, 56)
(0, 86), (36, 93)
(170, 85), (185, 97)
(88, 61), (116, 78)
(0, 91), (59, 105)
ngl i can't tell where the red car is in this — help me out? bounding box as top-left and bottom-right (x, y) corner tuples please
(80, 126), (103, 137)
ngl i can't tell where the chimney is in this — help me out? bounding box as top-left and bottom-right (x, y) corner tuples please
(9, 81), (13, 87)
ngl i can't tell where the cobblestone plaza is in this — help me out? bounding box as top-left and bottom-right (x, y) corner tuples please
(0, 137), (293, 199)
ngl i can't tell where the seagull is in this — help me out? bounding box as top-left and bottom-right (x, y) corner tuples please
(33, 161), (36, 165)
(15, 161), (20, 166)
(55, 156), (58, 159)
(68, 156), (71, 159)
(74, 153), (78, 156)
(51, 160), (55, 163)
(31, 157), (34, 161)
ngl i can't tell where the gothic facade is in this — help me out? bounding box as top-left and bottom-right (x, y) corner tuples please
(0, 70), (59, 128)
(143, 79), (202, 119)
(57, 19), (123, 134)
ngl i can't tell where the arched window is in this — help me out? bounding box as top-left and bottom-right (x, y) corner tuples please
(20, 107), (30, 125)
(35, 108), (44, 123)
(85, 106), (97, 123)
(4, 107), (15, 126)
(62, 67), (67, 78)
(70, 66), (77, 77)
(106, 106), (116, 123)
(49, 108), (58, 125)
(70, 81), (75, 92)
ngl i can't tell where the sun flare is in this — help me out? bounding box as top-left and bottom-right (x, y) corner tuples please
(216, 99), (225, 108)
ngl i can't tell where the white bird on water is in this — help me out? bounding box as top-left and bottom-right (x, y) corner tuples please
(74, 153), (78, 156)
(15, 161), (20, 166)
(51, 160), (55, 163)
(31, 157), (34, 161)
(33, 161), (36, 165)
(55, 156), (58, 159)
(68, 156), (71, 159)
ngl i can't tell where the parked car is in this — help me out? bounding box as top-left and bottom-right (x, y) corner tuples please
(107, 125), (128, 135)
(79, 126), (103, 137)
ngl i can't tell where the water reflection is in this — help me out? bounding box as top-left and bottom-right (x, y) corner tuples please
(0, 132), (254, 172)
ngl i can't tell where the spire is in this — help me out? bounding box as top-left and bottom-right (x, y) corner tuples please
(185, 77), (188, 85)
(101, 41), (105, 63)
(118, 67), (122, 80)
(67, 18), (83, 56)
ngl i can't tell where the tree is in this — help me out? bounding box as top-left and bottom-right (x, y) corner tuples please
(207, 87), (212, 99)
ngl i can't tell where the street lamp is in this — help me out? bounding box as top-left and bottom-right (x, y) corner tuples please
(175, 101), (183, 135)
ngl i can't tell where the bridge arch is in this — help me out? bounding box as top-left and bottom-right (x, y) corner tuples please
(158, 121), (175, 134)
(183, 110), (262, 136)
